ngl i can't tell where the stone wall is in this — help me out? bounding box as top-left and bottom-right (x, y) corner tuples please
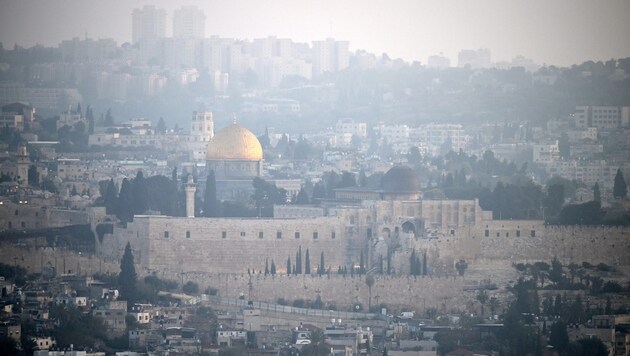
(160, 271), (469, 314)
(101, 215), (367, 275)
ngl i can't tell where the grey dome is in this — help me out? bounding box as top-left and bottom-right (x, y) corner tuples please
(381, 166), (420, 192)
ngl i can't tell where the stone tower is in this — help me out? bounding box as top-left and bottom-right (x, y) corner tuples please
(185, 175), (196, 218)
(16, 144), (30, 186)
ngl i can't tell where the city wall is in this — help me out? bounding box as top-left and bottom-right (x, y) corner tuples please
(100, 215), (365, 275)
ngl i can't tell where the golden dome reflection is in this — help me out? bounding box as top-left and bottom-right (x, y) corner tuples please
(205, 123), (263, 161)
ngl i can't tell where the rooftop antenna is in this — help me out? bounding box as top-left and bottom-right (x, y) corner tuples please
(232, 113), (237, 124)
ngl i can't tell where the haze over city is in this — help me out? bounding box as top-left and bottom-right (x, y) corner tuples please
(1, 1), (630, 355)
(2, 0), (630, 66)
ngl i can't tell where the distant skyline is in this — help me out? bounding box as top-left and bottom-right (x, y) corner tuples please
(1, 0), (629, 66)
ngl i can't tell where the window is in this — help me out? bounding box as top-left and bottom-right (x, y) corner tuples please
(14, 210), (18, 216)
(484, 230), (489, 237)
(450, 229), (455, 236)
(313, 232), (318, 239)
(186, 231), (191, 238)
(516, 230), (521, 237)
(531, 230), (536, 237)
(277, 231), (282, 239)
(496, 232), (500, 237)
(240, 231), (246, 237)
(21, 222), (25, 228)
(331, 231), (336, 239)
(164, 231), (169, 238)
(259, 232), (264, 239)
(506, 232), (509, 237)
(295, 232), (300, 239)
(222, 231), (227, 239)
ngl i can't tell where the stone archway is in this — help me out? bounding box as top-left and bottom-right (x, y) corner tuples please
(382, 227), (391, 238)
(402, 221), (416, 235)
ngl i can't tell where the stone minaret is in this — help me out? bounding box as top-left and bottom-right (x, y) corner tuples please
(16, 144), (30, 186)
(185, 175), (196, 218)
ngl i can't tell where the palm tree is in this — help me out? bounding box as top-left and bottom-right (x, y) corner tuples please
(476, 290), (488, 316)
(365, 274), (375, 312)
(300, 329), (330, 356)
(488, 297), (500, 316)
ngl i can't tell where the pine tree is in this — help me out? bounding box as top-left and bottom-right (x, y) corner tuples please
(305, 249), (310, 274)
(204, 170), (218, 217)
(613, 169), (627, 199)
(119, 242), (138, 306)
(156, 117), (166, 134)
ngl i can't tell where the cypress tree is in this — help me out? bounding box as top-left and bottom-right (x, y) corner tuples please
(305, 249), (310, 274)
(296, 246), (302, 274)
(132, 171), (148, 215)
(613, 169), (627, 199)
(264, 259), (269, 275)
(359, 251), (365, 274)
(270, 260), (276, 275)
(117, 178), (134, 223)
(119, 242), (137, 306)
(204, 170), (218, 217)
(104, 179), (118, 215)
(410, 249), (417, 276)
(593, 182), (601, 203)
(286, 256), (291, 275)
(319, 252), (325, 275)
(422, 251), (428, 276)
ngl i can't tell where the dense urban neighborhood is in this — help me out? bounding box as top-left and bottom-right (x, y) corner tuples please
(1, 2), (630, 356)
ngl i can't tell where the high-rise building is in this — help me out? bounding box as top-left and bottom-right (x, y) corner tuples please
(173, 6), (206, 39)
(132, 5), (166, 44)
(457, 48), (492, 69)
(312, 38), (349, 77)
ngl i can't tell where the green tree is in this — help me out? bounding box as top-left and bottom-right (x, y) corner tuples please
(613, 169), (627, 199)
(104, 178), (118, 215)
(593, 182), (601, 203)
(300, 329), (330, 356)
(318, 252), (325, 275)
(305, 248), (311, 274)
(477, 290), (488, 316)
(132, 171), (148, 215)
(182, 281), (199, 294)
(104, 108), (114, 126)
(366, 274), (375, 312)
(549, 321), (569, 354)
(119, 242), (138, 306)
(295, 187), (310, 204)
(156, 117), (166, 134)
(204, 170), (219, 217)
(271, 259), (276, 275)
(286, 256), (292, 275)
(116, 178), (134, 223)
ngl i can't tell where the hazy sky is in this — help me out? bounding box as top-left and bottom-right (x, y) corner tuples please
(1, 0), (629, 66)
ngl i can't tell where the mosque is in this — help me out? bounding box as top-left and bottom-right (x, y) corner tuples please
(97, 117), (522, 277)
(204, 119), (264, 201)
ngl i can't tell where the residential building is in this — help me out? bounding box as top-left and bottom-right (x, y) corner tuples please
(132, 5), (167, 44)
(173, 6), (205, 39)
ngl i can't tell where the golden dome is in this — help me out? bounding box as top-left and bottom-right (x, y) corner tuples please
(206, 123), (263, 161)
